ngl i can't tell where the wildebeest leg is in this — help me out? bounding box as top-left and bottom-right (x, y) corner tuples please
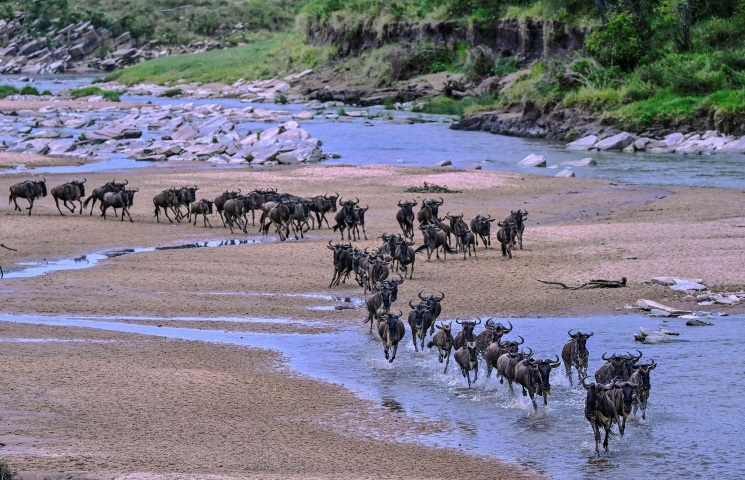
(63, 200), (76, 213)
(12, 196), (21, 212)
(412, 330), (418, 352)
(88, 198), (96, 215)
(54, 197), (65, 216)
(26, 198), (34, 215)
(390, 343), (398, 363)
(603, 423), (611, 452)
(204, 215), (212, 228)
(593, 423), (601, 456)
(465, 370), (472, 389)
(123, 207), (133, 222)
(443, 351), (450, 373)
(78, 199), (84, 214)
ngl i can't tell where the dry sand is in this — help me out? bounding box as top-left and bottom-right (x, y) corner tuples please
(1, 162), (744, 478)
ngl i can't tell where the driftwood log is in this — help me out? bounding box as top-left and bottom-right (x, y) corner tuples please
(0, 243), (18, 279)
(536, 277), (627, 290)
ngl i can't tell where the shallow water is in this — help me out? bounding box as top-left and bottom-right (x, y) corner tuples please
(1, 237), (275, 279)
(0, 311), (741, 479)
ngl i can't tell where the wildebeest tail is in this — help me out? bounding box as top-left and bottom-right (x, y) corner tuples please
(444, 244), (457, 254)
(82, 195), (93, 208)
(414, 244), (429, 253)
(332, 224), (340, 232)
(8, 192), (11, 205)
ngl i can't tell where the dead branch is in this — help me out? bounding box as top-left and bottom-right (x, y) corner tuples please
(0, 244), (17, 251)
(537, 277), (627, 290)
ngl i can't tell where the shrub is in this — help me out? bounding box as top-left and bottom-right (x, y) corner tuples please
(69, 86), (121, 102)
(162, 88), (183, 97)
(19, 85), (40, 96)
(585, 13), (643, 71)
(0, 85), (19, 99)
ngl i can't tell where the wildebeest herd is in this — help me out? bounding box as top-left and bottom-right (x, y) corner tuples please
(328, 196), (657, 457)
(8, 178), (658, 457)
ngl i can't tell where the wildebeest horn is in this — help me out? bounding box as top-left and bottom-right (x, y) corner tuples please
(582, 377), (592, 388)
(522, 210), (528, 216)
(602, 352), (612, 361)
(418, 290), (426, 301)
(398, 200), (404, 207)
(633, 349), (643, 361)
(587, 331), (594, 337)
(568, 329), (578, 338)
(649, 359), (657, 370)
(396, 273), (404, 283)
(123, 179), (128, 185)
(503, 320), (513, 333)
(353, 197), (359, 205)
(412, 200), (417, 206)
(498, 221), (505, 227)
(524, 347), (533, 358)
(133, 188), (139, 192)
(516, 335), (524, 345)
(81, 177), (87, 183)
(338, 196), (344, 204)
(327, 240), (334, 250)
(455, 318), (463, 324)
(237, 188), (242, 194)
(473, 318), (481, 325)
(435, 291), (445, 301)
(550, 355), (561, 367)
(485, 318), (495, 328)
(497, 340), (508, 347)
(334, 192), (339, 198)
(438, 197), (444, 204)
(409, 299), (416, 309)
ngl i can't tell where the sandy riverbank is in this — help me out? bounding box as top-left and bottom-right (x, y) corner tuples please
(0, 163), (744, 478)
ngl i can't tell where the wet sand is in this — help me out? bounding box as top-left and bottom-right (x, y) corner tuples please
(1, 163), (744, 478)
(0, 152), (97, 169)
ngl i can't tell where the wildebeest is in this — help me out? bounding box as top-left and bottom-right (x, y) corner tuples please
(352, 204), (369, 241)
(453, 317), (480, 350)
(514, 356), (561, 411)
(496, 221), (515, 259)
(561, 330), (594, 385)
(415, 223), (456, 261)
(407, 299), (433, 352)
(263, 200), (294, 241)
(475, 319), (512, 356)
(595, 350), (643, 384)
(9, 178), (47, 215)
(393, 236), (416, 279)
(378, 310), (405, 363)
(445, 213), (468, 250)
(223, 197), (248, 234)
(396, 200), (417, 240)
(485, 336), (524, 381)
(454, 341), (479, 388)
(328, 241), (353, 288)
(505, 209), (528, 249)
(583, 378), (619, 456)
(83, 179), (127, 215)
(50, 178), (86, 215)
(290, 199), (312, 238)
(172, 185), (198, 221)
(470, 214), (496, 249)
(364, 257), (390, 295)
(190, 199), (214, 227)
(332, 197), (359, 240)
(153, 189), (180, 223)
(427, 321), (454, 373)
(418, 291), (444, 332)
(101, 188), (137, 222)
(214, 189), (240, 226)
(310, 192), (338, 229)
(608, 380), (638, 435)
(456, 227), (477, 260)
(496, 347), (533, 392)
(630, 359), (656, 420)
(416, 198), (443, 225)
(365, 282), (394, 332)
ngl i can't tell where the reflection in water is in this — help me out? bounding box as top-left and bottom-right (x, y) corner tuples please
(381, 397), (405, 413)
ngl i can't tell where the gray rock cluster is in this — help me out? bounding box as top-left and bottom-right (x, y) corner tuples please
(0, 102), (325, 166)
(567, 130), (745, 154)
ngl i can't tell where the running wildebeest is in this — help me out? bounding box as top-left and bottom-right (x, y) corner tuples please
(223, 197), (248, 234)
(608, 379), (638, 435)
(630, 359), (656, 420)
(407, 299), (433, 352)
(595, 350), (643, 384)
(214, 189), (240, 227)
(9, 178), (47, 215)
(352, 204), (369, 241)
(393, 236), (416, 279)
(454, 341), (479, 388)
(153, 189), (180, 223)
(496, 347), (533, 392)
(583, 378), (619, 456)
(505, 209), (528, 249)
(470, 214), (496, 249)
(101, 188), (137, 222)
(485, 336), (524, 381)
(561, 330), (594, 385)
(445, 212), (468, 250)
(496, 221), (515, 259)
(50, 178), (86, 215)
(415, 223), (456, 261)
(332, 197), (359, 241)
(396, 200), (417, 240)
(416, 198), (443, 225)
(365, 282), (394, 332)
(83, 179), (127, 215)
(427, 321), (454, 373)
(514, 356), (561, 411)
(310, 192), (338, 229)
(378, 310), (405, 363)
(191, 199), (214, 228)
(474, 319), (512, 356)
(328, 241), (354, 288)
(453, 317), (480, 350)
(456, 227), (477, 260)
(173, 185), (198, 221)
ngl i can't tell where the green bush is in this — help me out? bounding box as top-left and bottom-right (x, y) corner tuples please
(69, 86), (121, 102)
(161, 88), (183, 97)
(586, 13), (644, 71)
(19, 85), (40, 96)
(0, 85), (19, 99)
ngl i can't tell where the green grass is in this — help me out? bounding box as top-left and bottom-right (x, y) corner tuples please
(107, 32), (330, 85)
(413, 93), (499, 117)
(19, 85), (40, 96)
(69, 86), (121, 102)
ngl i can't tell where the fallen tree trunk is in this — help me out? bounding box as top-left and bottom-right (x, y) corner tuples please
(536, 277), (627, 290)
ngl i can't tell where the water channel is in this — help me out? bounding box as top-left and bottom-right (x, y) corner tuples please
(0, 311), (740, 479)
(1, 74), (744, 189)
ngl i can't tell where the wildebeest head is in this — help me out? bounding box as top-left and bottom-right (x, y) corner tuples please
(123, 188), (138, 207)
(493, 320), (513, 338)
(383, 310), (403, 341)
(445, 212), (463, 231)
(632, 359), (656, 390)
(497, 221), (514, 243)
(583, 377), (612, 414)
(421, 223), (440, 248)
(327, 241), (351, 267)
(532, 355), (561, 394)
(455, 317), (480, 342)
(624, 350), (643, 378)
(382, 274), (404, 302)
(511, 209), (528, 229)
(569, 329), (593, 353)
(71, 178), (86, 197)
(327, 192), (339, 212)
(456, 227), (471, 247)
(498, 335), (525, 355)
(613, 380), (638, 414)
(409, 300), (429, 334)
(602, 353), (628, 381)
(200, 199), (214, 214)
(436, 321), (453, 338)
(37, 177), (48, 197)
(430, 197), (444, 218)
(182, 185), (198, 203)
(374, 283), (393, 309)
(397, 200), (416, 222)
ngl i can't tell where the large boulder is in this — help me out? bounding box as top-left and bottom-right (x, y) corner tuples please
(594, 132), (636, 151)
(565, 135), (598, 150)
(518, 154), (546, 167)
(715, 136), (745, 153)
(561, 157), (596, 167)
(555, 169), (576, 177)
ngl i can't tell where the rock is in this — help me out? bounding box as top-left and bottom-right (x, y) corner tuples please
(663, 132), (685, 148)
(134, 153), (167, 161)
(518, 154), (546, 167)
(170, 125), (198, 142)
(636, 299), (691, 316)
(276, 153), (300, 165)
(8, 138), (50, 155)
(686, 319), (713, 326)
(715, 136), (745, 153)
(649, 309), (671, 317)
(633, 138), (651, 151)
(670, 279), (707, 291)
(87, 95), (104, 103)
(84, 125), (142, 142)
(292, 110), (314, 120)
(594, 132), (636, 151)
(634, 327), (681, 343)
(18, 40), (41, 56)
(561, 157), (596, 167)
(566, 135), (598, 150)
(474, 165), (482, 170)
(439, 160), (452, 167)
(47, 139), (76, 155)
(555, 169), (575, 177)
